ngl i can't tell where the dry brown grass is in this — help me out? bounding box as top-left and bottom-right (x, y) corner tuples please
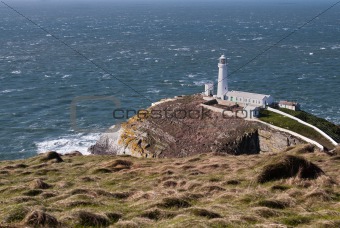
(0, 145), (339, 227)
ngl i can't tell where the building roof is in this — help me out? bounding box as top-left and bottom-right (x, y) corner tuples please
(279, 100), (298, 106)
(226, 90), (271, 100)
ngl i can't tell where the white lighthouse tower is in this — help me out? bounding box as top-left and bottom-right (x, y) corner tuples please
(217, 55), (228, 99)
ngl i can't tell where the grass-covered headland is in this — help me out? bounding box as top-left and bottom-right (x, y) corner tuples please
(0, 146), (339, 227)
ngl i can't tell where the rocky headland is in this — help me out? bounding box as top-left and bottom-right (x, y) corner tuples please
(90, 94), (307, 158)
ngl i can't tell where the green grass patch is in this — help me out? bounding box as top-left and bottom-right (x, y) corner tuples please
(278, 108), (340, 143)
(259, 109), (334, 149)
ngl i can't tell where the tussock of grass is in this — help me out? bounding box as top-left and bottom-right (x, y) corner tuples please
(4, 205), (29, 223)
(13, 196), (37, 203)
(157, 197), (191, 209)
(73, 210), (110, 227)
(257, 199), (289, 209)
(30, 179), (51, 189)
(69, 188), (91, 195)
(56, 181), (73, 189)
(105, 212), (122, 223)
(304, 189), (333, 201)
(252, 207), (282, 218)
(200, 185), (225, 193)
(187, 157), (200, 162)
(226, 179), (241, 185)
(270, 185), (290, 191)
(189, 170), (204, 175)
(162, 170), (174, 175)
(111, 191), (132, 199)
(92, 168), (112, 174)
(190, 208), (222, 219)
(257, 155), (324, 183)
(3, 163), (28, 169)
(41, 192), (57, 198)
(23, 210), (59, 227)
(163, 180), (178, 188)
(140, 208), (176, 220)
(105, 159), (133, 172)
(23, 189), (43, 196)
(81, 176), (98, 182)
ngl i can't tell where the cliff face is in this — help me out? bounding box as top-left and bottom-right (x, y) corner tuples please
(89, 95), (305, 158)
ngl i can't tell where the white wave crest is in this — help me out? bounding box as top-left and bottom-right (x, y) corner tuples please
(11, 70), (21, 74)
(35, 133), (101, 155)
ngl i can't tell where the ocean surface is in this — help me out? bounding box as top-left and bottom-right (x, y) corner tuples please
(0, 0), (339, 160)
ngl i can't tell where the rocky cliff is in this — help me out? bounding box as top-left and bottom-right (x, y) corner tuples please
(89, 95), (305, 158)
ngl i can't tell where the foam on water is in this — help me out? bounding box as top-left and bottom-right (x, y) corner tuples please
(11, 70), (21, 74)
(35, 133), (100, 155)
(331, 45), (340, 50)
(1, 89), (23, 93)
(147, 88), (161, 94)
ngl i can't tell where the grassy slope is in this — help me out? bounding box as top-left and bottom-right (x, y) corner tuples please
(0, 147), (339, 227)
(277, 108), (340, 143)
(259, 109), (335, 150)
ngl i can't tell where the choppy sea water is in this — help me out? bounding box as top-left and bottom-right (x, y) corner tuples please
(0, 0), (339, 160)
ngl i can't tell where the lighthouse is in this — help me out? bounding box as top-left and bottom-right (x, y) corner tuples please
(217, 55), (228, 100)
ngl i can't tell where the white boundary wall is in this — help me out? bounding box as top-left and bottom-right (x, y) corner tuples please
(267, 107), (338, 147)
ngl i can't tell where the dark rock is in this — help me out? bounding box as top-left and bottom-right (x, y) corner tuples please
(40, 151), (63, 163)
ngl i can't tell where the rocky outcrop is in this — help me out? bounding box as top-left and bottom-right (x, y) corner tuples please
(258, 129), (304, 153)
(212, 129), (260, 155)
(89, 95), (308, 158)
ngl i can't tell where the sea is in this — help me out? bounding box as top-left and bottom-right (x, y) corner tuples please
(0, 0), (339, 160)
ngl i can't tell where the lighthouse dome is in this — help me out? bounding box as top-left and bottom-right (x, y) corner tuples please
(219, 55), (227, 64)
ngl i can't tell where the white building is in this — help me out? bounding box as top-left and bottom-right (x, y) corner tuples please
(203, 54), (275, 109)
(216, 55), (228, 99)
(278, 100), (300, 111)
(204, 83), (214, 96)
(226, 90), (274, 108)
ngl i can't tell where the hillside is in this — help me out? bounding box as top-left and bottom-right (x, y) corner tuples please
(0, 145), (339, 227)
